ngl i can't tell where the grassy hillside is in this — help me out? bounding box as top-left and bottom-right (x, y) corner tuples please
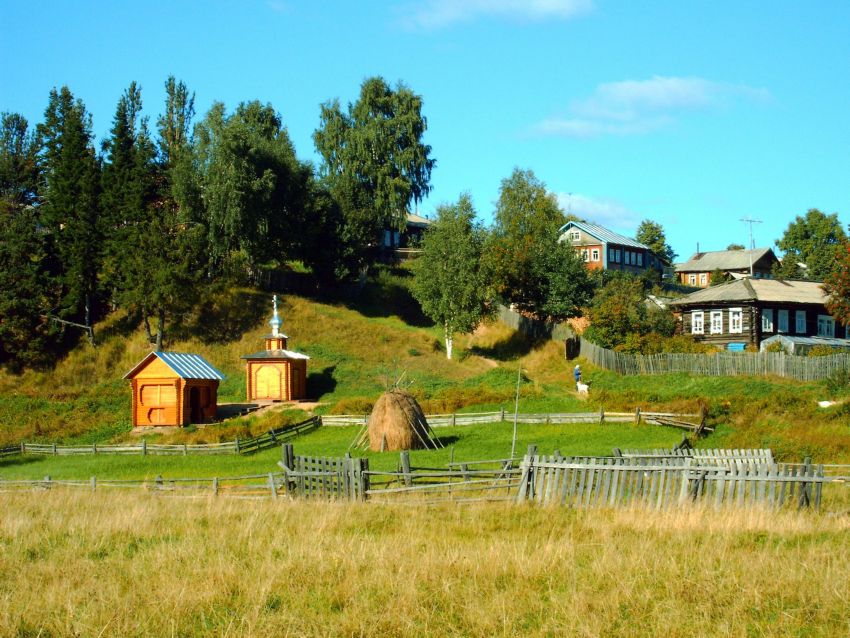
(1, 265), (849, 462)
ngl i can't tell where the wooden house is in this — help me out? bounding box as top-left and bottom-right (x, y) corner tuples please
(675, 247), (779, 287)
(558, 220), (666, 274)
(241, 296), (310, 402)
(123, 352), (224, 427)
(668, 279), (842, 350)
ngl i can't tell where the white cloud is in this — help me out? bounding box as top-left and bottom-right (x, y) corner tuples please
(267, 1), (291, 14)
(556, 192), (641, 230)
(535, 76), (770, 138)
(401, 0), (593, 30)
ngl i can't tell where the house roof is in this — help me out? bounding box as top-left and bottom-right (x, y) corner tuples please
(241, 349), (311, 360)
(123, 351), (225, 380)
(668, 278), (828, 307)
(761, 335), (850, 348)
(675, 247), (776, 273)
(558, 220), (650, 250)
(406, 212), (432, 228)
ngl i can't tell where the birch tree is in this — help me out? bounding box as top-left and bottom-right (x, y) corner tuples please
(412, 194), (491, 359)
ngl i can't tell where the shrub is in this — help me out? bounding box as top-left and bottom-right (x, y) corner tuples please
(764, 341), (787, 354)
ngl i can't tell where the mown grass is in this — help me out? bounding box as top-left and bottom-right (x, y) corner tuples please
(1, 492), (848, 637)
(0, 420), (683, 480)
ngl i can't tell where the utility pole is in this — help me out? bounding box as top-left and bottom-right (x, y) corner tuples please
(740, 217), (762, 276)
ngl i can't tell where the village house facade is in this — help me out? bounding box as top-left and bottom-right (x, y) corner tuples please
(558, 220), (666, 274)
(675, 247), (779, 287)
(669, 279), (842, 349)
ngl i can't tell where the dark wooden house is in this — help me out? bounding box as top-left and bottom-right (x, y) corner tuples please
(668, 279), (842, 349)
(242, 296), (310, 402)
(124, 352), (224, 427)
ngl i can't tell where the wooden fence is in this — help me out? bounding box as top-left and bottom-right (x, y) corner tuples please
(515, 453), (827, 510)
(9, 417), (321, 458)
(497, 304), (574, 341)
(580, 337), (850, 381)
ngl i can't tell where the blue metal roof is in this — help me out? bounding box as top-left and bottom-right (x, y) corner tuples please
(123, 351), (225, 380)
(558, 220), (650, 250)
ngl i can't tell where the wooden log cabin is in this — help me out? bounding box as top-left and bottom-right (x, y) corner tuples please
(123, 352), (224, 427)
(241, 295), (310, 402)
(668, 278), (843, 350)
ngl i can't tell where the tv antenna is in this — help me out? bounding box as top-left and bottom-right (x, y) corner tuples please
(739, 217), (762, 275)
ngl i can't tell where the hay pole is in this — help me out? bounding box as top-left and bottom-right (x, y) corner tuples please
(510, 366), (522, 460)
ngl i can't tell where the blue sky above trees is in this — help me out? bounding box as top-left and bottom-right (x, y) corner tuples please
(2, 0), (848, 260)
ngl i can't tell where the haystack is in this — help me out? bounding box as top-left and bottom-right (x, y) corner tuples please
(367, 389), (435, 451)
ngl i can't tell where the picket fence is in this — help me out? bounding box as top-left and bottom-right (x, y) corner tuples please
(580, 337), (850, 381)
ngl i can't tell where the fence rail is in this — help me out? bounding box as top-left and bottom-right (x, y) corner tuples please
(580, 337), (850, 381)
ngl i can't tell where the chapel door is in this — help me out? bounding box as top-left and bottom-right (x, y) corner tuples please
(255, 366), (281, 399)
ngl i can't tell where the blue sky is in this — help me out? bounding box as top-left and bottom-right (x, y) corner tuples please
(2, 0), (849, 261)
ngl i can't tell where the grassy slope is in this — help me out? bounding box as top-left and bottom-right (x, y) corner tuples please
(1, 265), (849, 467)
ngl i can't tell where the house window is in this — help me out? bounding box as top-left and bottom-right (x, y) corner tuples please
(818, 315), (835, 337)
(729, 308), (743, 334)
(637, 253), (643, 266)
(762, 309), (774, 332)
(692, 311), (704, 335)
(570, 231), (580, 241)
(609, 248), (617, 263)
(627, 252), (634, 265)
(699, 273), (707, 286)
(710, 310), (723, 334)
(581, 249), (589, 262)
(615, 249), (621, 263)
(777, 309), (789, 333)
(688, 274), (697, 285)
(591, 248), (600, 262)
(795, 310), (806, 334)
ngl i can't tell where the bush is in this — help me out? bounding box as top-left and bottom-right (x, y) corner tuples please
(764, 341), (788, 354)
(808, 345), (849, 357)
(823, 368), (850, 396)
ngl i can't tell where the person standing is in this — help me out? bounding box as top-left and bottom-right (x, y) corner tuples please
(573, 364), (582, 390)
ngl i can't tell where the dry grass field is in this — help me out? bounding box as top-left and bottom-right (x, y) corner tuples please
(2, 491), (849, 637)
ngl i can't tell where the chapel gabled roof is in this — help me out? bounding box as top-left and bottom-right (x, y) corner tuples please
(123, 351), (225, 380)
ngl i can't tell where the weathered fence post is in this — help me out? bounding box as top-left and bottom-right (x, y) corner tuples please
(155, 474), (163, 490)
(212, 477), (219, 496)
(451, 413), (456, 427)
(20, 442), (25, 454)
(90, 476), (96, 491)
(268, 473), (277, 499)
(281, 443), (294, 470)
(235, 437), (240, 454)
(52, 442), (57, 456)
(500, 407), (505, 422)
(183, 443), (187, 456)
(527, 444), (538, 499)
(92, 443), (97, 454)
(358, 457), (370, 501)
(142, 439), (147, 456)
(634, 407), (641, 424)
(400, 450), (412, 487)
(599, 406), (605, 424)
(44, 475), (51, 489)
(798, 457), (812, 510)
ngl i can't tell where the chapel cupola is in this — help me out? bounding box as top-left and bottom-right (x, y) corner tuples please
(265, 294), (288, 351)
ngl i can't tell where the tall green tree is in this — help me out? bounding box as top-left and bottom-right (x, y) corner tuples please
(412, 194), (491, 360)
(37, 87), (101, 340)
(313, 76), (435, 278)
(635, 219), (676, 264)
(0, 112), (40, 213)
(195, 101), (311, 280)
(776, 209), (846, 281)
(488, 168), (593, 321)
(823, 240), (850, 328)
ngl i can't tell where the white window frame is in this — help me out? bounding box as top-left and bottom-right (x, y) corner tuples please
(777, 309), (789, 333)
(591, 248), (600, 262)
(699, 273), (707, 286)
(710, 310), (723, 334)
(692, 311), (704, 335)
(570, 231), (580, 241)
(818, 315), (835, 337)
(688, 274), (697, 285)
(729, 308), (743, 334)
(795, 310), (806, 334)
(762, 309), (774, 333)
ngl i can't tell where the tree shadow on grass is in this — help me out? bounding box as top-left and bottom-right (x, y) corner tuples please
(184, 289), (269, 344)
(469, 331), (540, 361)
(431, 434), (460, 447)
(307, 366), (337, 400)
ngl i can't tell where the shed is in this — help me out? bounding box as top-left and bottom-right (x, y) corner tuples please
(241, 295), (310, 402)
(123, 352), (224, 427)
